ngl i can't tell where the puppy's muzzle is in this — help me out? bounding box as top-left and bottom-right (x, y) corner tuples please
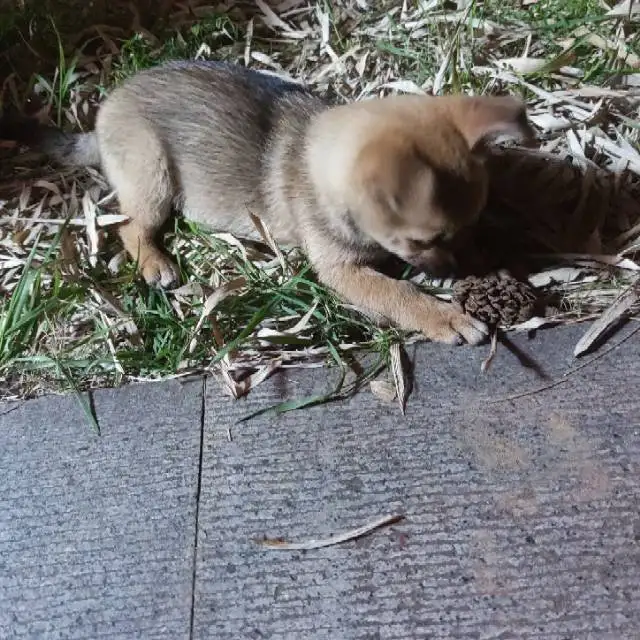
(407, 247), (457, 278)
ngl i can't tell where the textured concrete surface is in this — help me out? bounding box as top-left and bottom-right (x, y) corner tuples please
(194, 324), (640, 640)
(0, 379), (203, 639)
(1, 324), (640, 639)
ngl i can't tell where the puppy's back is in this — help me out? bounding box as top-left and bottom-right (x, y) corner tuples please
(98, 61), (327, 237)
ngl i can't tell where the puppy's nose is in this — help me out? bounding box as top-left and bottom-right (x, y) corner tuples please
(410, 251), (457, 278)
(427, 258), (457, 279)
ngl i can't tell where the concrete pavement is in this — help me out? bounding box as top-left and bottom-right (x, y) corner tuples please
(1, 324), (639, 639)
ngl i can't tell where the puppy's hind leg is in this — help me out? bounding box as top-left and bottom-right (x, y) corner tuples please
(99, 122), (179, 288)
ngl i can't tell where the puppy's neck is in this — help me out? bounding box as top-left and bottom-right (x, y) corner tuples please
(304, 109), (379, 249)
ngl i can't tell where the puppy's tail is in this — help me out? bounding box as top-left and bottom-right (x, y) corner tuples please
(0, 116), (100, 167)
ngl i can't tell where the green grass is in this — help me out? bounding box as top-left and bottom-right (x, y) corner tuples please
(477, 0), (638, 85)
(0, 212), (402, 418)
(480, 0), (606, 28)
(353, 0), (640, 97)
(112, 14), (240, 85)
(33, 19), (81, 127)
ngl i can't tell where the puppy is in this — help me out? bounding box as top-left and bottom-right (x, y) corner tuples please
(2, 61), (533, 345)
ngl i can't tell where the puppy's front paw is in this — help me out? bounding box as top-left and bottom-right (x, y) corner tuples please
(426, 304), (489, 346)
(141, 253), (180, 289)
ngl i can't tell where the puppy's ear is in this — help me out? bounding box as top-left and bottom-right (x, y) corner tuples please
(447, 95), (535, 150)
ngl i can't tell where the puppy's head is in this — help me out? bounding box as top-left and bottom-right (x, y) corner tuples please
(346, 95), (533, 275)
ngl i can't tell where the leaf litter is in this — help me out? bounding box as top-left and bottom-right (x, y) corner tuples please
(1, 0), (640, 410)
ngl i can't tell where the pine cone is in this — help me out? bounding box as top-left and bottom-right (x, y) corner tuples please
(452, 271), (537, 328)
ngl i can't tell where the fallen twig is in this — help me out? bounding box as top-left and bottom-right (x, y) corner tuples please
(256, 513), (405, 550)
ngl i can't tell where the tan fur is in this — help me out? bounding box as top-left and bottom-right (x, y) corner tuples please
(22, 62), (534, 345)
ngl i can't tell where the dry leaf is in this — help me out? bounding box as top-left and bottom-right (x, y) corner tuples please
(496, 57), (552, 74)
(573, 28), (640, 68)
(191, 276), (247, 342)
(511, 316), (561, 332)
(96, 214), (129, 227)
(107, 250), (127, 275)
(390, 343), (411, 414)
(211, 232), (249, 261)
(481, 329), (499, 373)
(574, 283), (639, 357)
(91, 286), (142, 344)
(234, 359), (282, 397)
(257, 514), (404, 550)
(248, 212), (288, 273)
(379, 79), (426, 94)
(370, 379), (397, 404)
(606, 1), (640, 18)
(528, 267), (588, 287)
(287, 300), (319, 334)
(170, 282), (205, 297)
(82, 190), (99, 268)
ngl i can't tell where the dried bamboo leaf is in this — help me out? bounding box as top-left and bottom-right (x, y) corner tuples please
(390, 342), (410, 415)
(82, 190), (99, 268)
(257, 514), (404, 550)
(191, 276), (247, 340)
(481, 329), (499, 373)
(574, 283), (639, 357)
(511, 316), (561, 332)
(234, 359), (283, 397)
(607, 0), (640, 17)
(370, 379), (397, 404)
(287, 300), (319, 334)
(496, 52), (573, 76)
(248, 212), (288, 273)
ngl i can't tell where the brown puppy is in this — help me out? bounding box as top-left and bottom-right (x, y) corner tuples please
(4, 61), (533, 345)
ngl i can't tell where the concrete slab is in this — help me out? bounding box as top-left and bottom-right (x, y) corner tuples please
(194, 325), (640, 639)
(0, 378), (203, 640)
